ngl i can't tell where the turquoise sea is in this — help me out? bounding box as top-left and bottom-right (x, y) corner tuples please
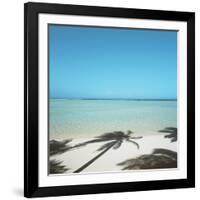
(49, 99), (177, 140)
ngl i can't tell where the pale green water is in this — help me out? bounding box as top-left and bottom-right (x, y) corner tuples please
(49, 99), (177, 140)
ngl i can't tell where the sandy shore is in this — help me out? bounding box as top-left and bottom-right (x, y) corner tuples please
(50, 134), (177, 174)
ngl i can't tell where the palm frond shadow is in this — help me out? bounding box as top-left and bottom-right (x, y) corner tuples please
(76, 130), (142, 149)
(49, 139), (72, 156)
(118, 148), (177, 170)
(159, 127), (177, 142)
(49, 159), (69, 174)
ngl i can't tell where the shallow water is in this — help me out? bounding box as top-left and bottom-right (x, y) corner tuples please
(49, 99), (177, 140)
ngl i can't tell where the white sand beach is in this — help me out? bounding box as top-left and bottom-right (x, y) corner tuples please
(50, 133), (177, 174)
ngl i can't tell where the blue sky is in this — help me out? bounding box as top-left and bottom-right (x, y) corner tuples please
(49, 25), (177, 99)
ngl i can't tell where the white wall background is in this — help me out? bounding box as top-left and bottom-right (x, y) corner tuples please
(0, 0), (198, 199)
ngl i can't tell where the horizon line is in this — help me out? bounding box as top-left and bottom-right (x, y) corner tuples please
(50, 97), (177, 101)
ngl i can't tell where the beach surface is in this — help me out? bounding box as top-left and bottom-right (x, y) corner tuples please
(50, 134), (177, 174)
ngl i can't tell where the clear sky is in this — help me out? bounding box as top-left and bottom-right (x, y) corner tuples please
(49, 25), (177, 99)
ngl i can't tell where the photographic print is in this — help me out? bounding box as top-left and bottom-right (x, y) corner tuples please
(48, 25), (178, 175)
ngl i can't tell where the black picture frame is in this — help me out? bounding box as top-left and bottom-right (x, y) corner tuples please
(24, 2), (195, 198)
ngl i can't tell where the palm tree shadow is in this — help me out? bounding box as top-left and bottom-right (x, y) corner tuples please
(117, 148), (177, 170)
(73, 130), (143, 173)
(159, 127), (177, 142)
(49, 159), (69, 174)
(49, 131), (143, 173)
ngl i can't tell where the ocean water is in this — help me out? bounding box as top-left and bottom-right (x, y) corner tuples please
(49, 99), (177, 140)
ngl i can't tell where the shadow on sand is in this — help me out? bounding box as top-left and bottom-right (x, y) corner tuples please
(49, 159), (69, 174)
(117, 148), (177, 170)
(50, 139), (72, 156)
(159, 127), (177, 142)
